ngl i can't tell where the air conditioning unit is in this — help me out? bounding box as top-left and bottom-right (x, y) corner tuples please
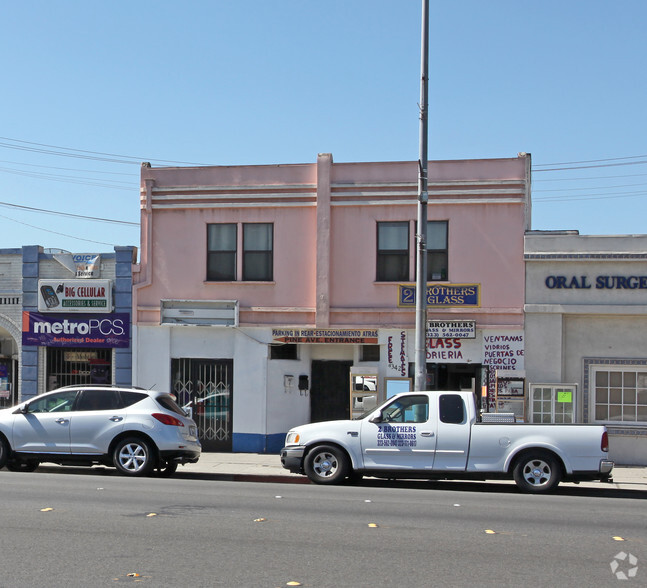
(160, 300), (238, 326)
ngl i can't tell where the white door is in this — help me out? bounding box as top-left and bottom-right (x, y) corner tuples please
(11, 390), (78, 453)
(360, 394), (437, 470)
(69, 389), (125, 454)
(432, 393), (471, 471)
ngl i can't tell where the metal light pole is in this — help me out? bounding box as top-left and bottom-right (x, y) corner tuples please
(414, 0), (429, 392)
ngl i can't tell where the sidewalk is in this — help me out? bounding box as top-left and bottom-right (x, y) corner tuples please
(179, 452), (647, 492)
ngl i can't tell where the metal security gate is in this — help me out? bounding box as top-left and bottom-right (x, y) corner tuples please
(46, 348), (113, 390)
(171, 358), (233, 452)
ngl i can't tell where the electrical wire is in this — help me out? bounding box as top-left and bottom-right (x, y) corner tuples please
(0, 213), (128, 246)
(0, 136), (211, 166)
(0, 201), (138, 226)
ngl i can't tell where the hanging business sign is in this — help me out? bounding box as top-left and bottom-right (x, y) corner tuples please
(398, 284), (480, 307)
(53, 253), (101, 278)
(427, 320), (476, 339)
(38, 279), (112, 313)
(272, 328), (378, 344)
(22, 311), (130, 348)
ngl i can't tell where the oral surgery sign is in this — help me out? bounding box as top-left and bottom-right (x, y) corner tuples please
(545, 275), (647, 289)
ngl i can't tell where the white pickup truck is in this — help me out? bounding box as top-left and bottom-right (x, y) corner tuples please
(280, 391), (614, 493)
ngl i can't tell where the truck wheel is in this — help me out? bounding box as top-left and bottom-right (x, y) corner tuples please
(513, 452), (562, 493)
(304, 445), (349, 485)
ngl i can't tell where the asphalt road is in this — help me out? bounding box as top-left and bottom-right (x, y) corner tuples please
(0, 471), (645, 587)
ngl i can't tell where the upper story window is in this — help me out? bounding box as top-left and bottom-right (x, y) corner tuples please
(207, 223), (237, 281)
(206, 222), (273, 282)
(243, 223), (273, 281)
(376, 221), (409, 282)
(427, 221), (448, 281)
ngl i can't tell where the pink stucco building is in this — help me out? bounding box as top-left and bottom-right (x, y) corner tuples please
(133, 153), (530, 452)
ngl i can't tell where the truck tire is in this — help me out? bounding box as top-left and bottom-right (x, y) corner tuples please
(304, 445), (349, 485)
(513, 451), (562, 493)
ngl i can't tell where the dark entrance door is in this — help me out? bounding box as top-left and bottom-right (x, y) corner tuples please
(172, 358), (233, 452)
(310, 360), (352, 422)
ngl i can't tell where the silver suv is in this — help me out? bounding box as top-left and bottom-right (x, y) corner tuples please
(0, 385), (201, 477)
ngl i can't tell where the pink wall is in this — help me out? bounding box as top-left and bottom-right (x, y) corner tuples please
(135, 155), (529, 329)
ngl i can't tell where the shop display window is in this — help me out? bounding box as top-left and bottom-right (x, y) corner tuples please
(46, 347), (112, 390)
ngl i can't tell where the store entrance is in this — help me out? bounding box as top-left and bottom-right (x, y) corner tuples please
(172, 358), (232, 452)
(310, 360), (352, 422)
(411, 362), (486, 413)
(409, 362), (485, 392)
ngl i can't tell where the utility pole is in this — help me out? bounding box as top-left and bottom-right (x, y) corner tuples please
(414, 0), (429, 392)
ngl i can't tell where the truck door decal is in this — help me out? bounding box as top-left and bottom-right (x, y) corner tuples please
(377, 424), (418, 447)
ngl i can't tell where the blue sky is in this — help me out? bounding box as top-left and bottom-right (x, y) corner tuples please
(1, 1), (646, 253)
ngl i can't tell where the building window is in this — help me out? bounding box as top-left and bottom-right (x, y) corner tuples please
(243, 223), (273, 281)
(529, 384), (575, 423)
(376, 221), (409, 282)
(46, 348), (112, 389)
(207, 224), (237, 281)
(270, 344), (298, 360)
(360, 345), (380, 362)
(427, 221), (448, 281)
(593, 367), (647, 424)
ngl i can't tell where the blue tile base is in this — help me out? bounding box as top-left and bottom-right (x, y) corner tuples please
(231, 432), (285, 454)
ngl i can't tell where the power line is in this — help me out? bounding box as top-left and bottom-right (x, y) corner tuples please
(0, 166), (134, 190)
(0, 213), (127, 246)
(0, 136), (211, 166)
(533, 154), (647, 167)
(0, 201), (139, 226)
(534, 181), (647, 194)
(0, 159), (135, 176)
(534, 190), (647, 203)
(534, 172), (647, 183)
(532, 160), (647, 172)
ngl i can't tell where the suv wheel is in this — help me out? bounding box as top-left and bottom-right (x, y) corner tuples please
(154, 461), (178, 477)
(6, 459), (39, 472)
(0, 437), (9, 469)
(113, 437), (155, 476)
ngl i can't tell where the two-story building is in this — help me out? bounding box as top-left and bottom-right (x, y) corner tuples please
(133, 153), (530, 453)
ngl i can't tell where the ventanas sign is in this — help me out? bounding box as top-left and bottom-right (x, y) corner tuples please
(22, 312), (130, 348)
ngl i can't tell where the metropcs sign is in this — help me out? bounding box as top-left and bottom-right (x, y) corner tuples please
(22, 312), (130, 348)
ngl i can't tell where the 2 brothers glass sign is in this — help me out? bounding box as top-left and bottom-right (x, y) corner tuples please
(398, 284), (480, 307)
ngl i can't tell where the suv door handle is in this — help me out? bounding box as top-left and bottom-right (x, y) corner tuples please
(420, 431), (435, 437)
(55, 418), (69, 424)
(109, 416), (123, 422)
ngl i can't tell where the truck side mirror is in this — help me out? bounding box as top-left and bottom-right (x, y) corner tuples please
(369, 412), (383, 424)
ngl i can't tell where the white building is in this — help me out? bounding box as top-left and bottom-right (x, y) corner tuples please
(525, 231), (647, 465)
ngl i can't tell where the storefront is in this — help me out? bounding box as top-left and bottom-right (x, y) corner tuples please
(524, 232), (647, 465)
(8, 245), (136, 401)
